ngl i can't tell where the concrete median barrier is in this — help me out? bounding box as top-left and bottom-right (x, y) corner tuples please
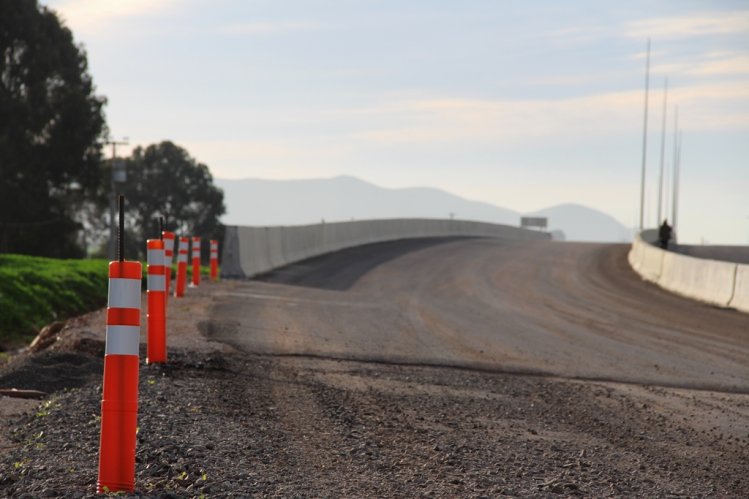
(628, 233), (664, 282)
(629, 231), (745, 313)
(221, 218), (549, 279)
(658, 251), (736, 307)
(729, 264), (749, 313)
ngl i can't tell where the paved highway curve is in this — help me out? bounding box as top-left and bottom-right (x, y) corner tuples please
(207, 237), (748, 393)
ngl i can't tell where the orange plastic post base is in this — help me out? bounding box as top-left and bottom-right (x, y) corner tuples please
(210, 259), (218, 281)
(192, 258), (200, 286)
(175, 262), (187, 297)
(165, 269), (172, 299)
(147, 291), (166, 364)
(97, 355), (139, 493)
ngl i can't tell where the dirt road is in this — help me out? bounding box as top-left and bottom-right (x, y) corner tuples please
(207, 238), (749, 392)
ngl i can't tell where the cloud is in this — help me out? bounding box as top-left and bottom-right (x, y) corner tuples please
(181, 138), (350, 179)
(649, 52), (749, 77)
(689, 55), (749, 76)
(46, 0), (183, 34)
(625, 11), (749, 39)
(219, 21), (324, 36)
(350, 93), (639, 145)
(347, 82), (749, 146)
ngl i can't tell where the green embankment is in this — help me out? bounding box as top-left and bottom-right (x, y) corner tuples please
(0, 254), (214, 348)
(0, 255), (110, 346)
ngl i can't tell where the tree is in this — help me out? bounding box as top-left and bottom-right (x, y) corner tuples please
(0, 0), (108, 257)
(117, 141), (226, 261)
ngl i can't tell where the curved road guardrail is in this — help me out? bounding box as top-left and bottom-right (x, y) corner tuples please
(221, 218), (549, 279)
(628, 232), (749, 313)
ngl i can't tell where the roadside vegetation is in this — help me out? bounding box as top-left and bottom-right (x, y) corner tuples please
(0, 255), (109, 348)
(0, 254), (213, 349)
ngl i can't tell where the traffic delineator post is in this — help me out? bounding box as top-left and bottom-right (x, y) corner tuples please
(97, 260), (142, 493)
(162, 231), (175, 299)
(146, 239), (166, 364)
(191, 236), (201, 287)
(210, 239), (219, 281)
(175, 236), (188, 297)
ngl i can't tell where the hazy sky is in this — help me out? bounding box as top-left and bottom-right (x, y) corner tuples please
(42, 0), (749, 244)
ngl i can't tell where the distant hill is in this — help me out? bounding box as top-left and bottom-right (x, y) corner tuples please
(215, 175), (630, 242)
(215, 175), (518, 225)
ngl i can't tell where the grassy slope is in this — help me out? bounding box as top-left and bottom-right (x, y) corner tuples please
(0, 255), (110, 346)
(0, 255), (214, 347)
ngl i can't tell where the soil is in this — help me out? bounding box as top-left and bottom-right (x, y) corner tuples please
(0, 241), (748, 497)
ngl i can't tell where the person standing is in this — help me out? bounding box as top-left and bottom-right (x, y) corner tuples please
(659, 220), (672, 249)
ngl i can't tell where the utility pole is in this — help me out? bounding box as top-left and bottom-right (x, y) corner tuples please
(638, 38), (651, 231)
(657, 77), (668, 224)
(104, 137), (129, 260)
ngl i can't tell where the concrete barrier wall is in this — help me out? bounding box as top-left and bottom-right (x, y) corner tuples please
(628, 232), (747, 313)
(222, 218), (549, 279)
(729, 264), (749, 313)
(627, 233), (664, 283)
(658, 251), (736, 307)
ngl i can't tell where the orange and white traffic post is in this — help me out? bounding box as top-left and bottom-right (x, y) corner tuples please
(97, 195), (141, 494)
(191, 236), (201, 287)
(175, 236), (188, 297)
(210, 239), (219, 281)
(161, 230), (175, 298)
(146, 238), (166, 364)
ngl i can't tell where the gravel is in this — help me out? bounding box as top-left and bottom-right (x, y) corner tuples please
(1, 346), (748, 497)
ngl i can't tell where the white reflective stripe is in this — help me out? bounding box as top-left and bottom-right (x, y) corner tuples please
(178, 253), (188, 263)
(147, 249), (164, 265)
(105, 325), (140, 355)
(147, 274), (166, 291)
(164, 239), (174, 251)
(108, 278), (141, 308)
(210, 243), (218, 250)
(164, 253), (174, 265)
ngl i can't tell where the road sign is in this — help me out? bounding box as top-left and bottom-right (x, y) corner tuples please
(521, 217), (548, 229)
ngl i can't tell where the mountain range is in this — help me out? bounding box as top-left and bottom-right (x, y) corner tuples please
(215, 175), (631, 242)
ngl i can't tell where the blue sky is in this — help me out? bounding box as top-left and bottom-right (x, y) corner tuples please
(43, 0), (749, 244)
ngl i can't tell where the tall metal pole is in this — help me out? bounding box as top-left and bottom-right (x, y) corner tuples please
(657, 76), (668, 224)
(671, 106), (679, 230)
(673, 130), (682, 232)
(638, 39), (651, 230)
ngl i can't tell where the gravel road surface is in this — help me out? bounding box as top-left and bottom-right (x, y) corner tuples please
(211, 238), (749, 392)
(1, 237), (747, 497)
